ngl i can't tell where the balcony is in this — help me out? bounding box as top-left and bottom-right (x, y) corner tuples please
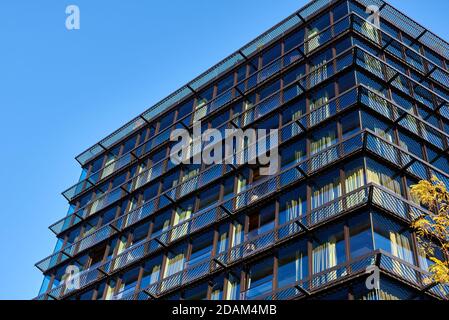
(63, 2), (349, 204)
(36, 168), (438, 301)
(72, 0), (449, 176)
(242, 250), (449, 300)
(38, 76), (449, 275)
(117, 184), (442, 301)
(50, 28), (356, 237)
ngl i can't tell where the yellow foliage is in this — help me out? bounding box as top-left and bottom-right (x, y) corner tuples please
(411, 177), (449, 287)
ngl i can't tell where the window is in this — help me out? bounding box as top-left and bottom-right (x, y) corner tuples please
(216, 74), (234, 96)
(116, 267), (140, 298)
(311, 169), (341, 210)
(344, 159), (365, 193)
(130, 222), (150, 246)
(398, 130), (423, 159)
(171, 199), (194, 240)
(278, 240), (308, 288)
(310, 123), (338, 156)
(338, 71), (356, 93)
(222, 176), (235, 201)
(280, 139), (306, 170)
(140, 255), (163, 289)
(183, 283), (208, 300)
(349, 214), (373, 258)
(361, 17), (380, 44)
(210, 276), (225, 300)
(194, 99), (208, 122)
(246, 258), (273, 299)
(282, 98), (306, 125)
(309, 50), (332, 87)
(341, 111), (360, 139)
(284, 29), (305, 53)
(332, 1), (348, 21)
(216, 224), (231, 256)
(283, 64), (305, 87)
(225, 272), (241, 300)
(247, 203), (275, 240)
(305, 27), (320, 54)
(188, 232), (213, 267)
(279, 185), (306, 226)
(152, 210), (171, 239)
(261, 43), (281, 67)
(366, 159), (402, 195)
(163, 248), (186, 279)
(198, 185), (220, 211)
(372, 212), (416, 273)
(230, 219), (244, 249)
(258, 80), (280, 101)
(312, 224), (346, 286)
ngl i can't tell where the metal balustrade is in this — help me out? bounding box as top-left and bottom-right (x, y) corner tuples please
(117, 184), (434, 301)
(359, 86), (449, 152)
(355, 45), (449, 123)
(35, 132), (367, 299)
(36, 120), (363, 274)
(40, 82), (449, 275)
(245, 250), (448, 301)
(50, 37), (357, 237)
(351, 13), (449, 97)
(74, 0), (333, 166)
(364, 128), (449, 189)
(67, 1), (449, 205)
(354, 0), (449, 61)
(63, 13), (352, 204)
(35, 179), (435, 300)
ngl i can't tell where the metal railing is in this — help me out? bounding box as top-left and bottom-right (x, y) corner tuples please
(62, 13), (352, 203)
(354, 0), (449, 61)
(244, 250), (448, 300)
(50, 31), (356, 236)
(40, 77), (449, 275)
(75, 0), (337, 167)
(35, 172), (437, 301)
(62, 10), (449, 210)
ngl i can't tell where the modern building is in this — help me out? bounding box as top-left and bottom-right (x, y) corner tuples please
(35, 0), (449, 300)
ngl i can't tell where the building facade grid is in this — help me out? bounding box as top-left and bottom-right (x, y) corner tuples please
(36, 0), (449, 301)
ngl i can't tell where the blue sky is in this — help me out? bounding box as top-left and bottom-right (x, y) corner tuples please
(0, 0), (448, 300)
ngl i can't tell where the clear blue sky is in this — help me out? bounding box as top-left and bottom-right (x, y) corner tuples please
(0, 0), (448, 300)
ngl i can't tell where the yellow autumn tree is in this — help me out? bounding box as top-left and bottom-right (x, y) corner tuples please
(411, 176), (449, 285)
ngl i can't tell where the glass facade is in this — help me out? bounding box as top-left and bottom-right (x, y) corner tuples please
(36, 0), (449, 300)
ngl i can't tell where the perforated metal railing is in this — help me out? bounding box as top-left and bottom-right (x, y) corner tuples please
(35, 132), (367, 300)
(359, 86), (448, 152)
(59, 29), (449, 247)
(53, 68), (447, 246)
(245, 251), (377, 300)
(36, 107), (362, 274)
(355, 44), (449, 121)
(354, 0), (449, 60)
(36, 130), (440, 300)
(39, 81), (449, 276)
(50, 36), (356, 237)
(117, 185), (439, 301)
(244, 249), (449, 301)
(39, 85), (449, 277)
(351, 13), (449, 96)
(62, 9), (449, 208)
(74, 0), (336, 167)
(75, 0), (449, 170)
(37, 179), (436, 301)
(62, 13), (352, 203)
